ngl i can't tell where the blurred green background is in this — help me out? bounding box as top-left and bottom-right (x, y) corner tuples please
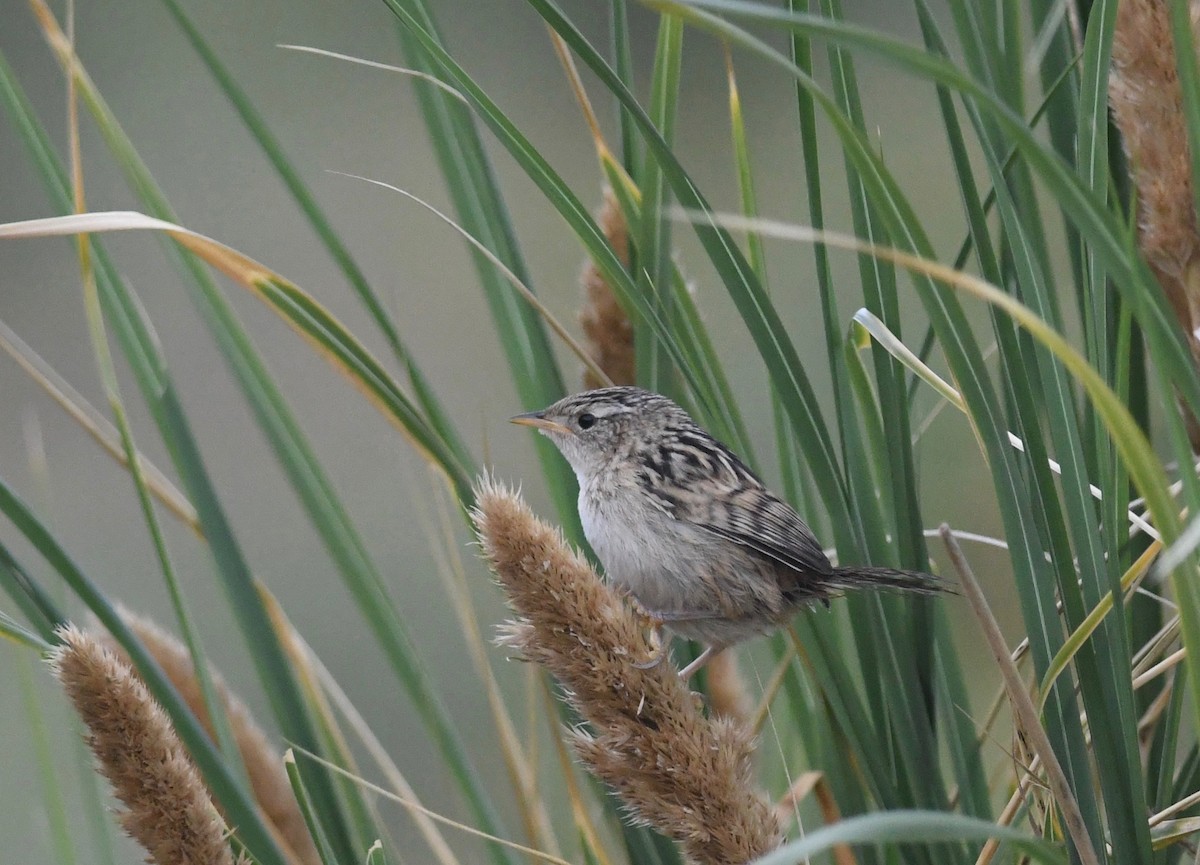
(0, 1), (1014, 862)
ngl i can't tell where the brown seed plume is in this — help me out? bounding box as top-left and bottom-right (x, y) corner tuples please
(95, 609), (320, 865)
(49, 624), (238, 865)
(472, 477), (782, 865)
(1111, 0), (1200, 441)
(579, 189), (635, 388)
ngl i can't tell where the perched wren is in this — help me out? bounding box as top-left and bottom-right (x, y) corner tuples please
(512, 386), (943, 679)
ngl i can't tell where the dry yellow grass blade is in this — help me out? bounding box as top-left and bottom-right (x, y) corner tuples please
(0, 210), (456, 476)
(546, 29), (639, 205)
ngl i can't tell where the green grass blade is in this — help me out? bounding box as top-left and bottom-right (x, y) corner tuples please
(18, 650), (77, 865)
(0, 542), (63, 642)
(521, 0), (854, 544)
(753, 810), (1067, 865)
(284, 752), (341, 865)
(634, 12), (682, 395)
(0, 608), (53, 651)
(657, 0), (1200, 422)
(610, 0), (640, 177)
(724, 49), (805, 504)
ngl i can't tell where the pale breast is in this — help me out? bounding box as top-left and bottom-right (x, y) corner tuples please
(579, 483), (723, 613)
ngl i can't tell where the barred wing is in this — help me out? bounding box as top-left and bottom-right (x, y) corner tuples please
(639, 429), (834, 578)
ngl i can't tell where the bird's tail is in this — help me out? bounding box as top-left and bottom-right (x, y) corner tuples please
(829, 565), (949, 595)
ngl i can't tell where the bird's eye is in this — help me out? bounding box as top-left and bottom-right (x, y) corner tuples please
(577, 412), (597, 430)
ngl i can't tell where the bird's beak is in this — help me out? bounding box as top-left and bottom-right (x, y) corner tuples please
(509, 411), (573, 436)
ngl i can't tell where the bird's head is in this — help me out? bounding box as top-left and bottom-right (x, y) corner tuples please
(510, 386), (688, 478)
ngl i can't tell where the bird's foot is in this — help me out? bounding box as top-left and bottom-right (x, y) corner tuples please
(630, 607), (668, 669)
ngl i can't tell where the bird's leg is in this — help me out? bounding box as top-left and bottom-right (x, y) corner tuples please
(677, 645), (724, 681)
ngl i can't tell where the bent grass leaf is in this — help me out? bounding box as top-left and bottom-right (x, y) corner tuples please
(0, 210), (474, 501)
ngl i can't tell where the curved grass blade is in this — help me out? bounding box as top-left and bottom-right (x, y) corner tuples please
(751, 811), (1067, 865)
(0, 210), (474, 501)
(327, 172), (611, 389)
(1037, 540), (1161, 715)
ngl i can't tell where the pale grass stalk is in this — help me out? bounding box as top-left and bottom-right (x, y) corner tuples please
(974, 753), (1043, 865)
(1138, 675), (1177, 741)
(97, 609), (319, 865)
(1132, 647), (1187, 689)
(547, 28), (638, 199)
(749, 643), (797, 734)
(49, 624), (243, 865)
(255, 588), (414, 861)
(472, 477), (781, 865)
(0, 319), (199, 532)
(1152, 786), (1200, 826)
(940, 526), (1101, 865)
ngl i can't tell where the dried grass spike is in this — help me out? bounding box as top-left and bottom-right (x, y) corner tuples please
(1110, 0), (1200, 443)
(472, 476), (781, 865)
(49, 623), (236, 865)
(1110, 0), (1200, 287)
(579, 189), (635, 388)
(99, 608), (320, 865)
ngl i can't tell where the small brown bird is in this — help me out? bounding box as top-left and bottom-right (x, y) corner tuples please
(512, 386), (943, 679)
